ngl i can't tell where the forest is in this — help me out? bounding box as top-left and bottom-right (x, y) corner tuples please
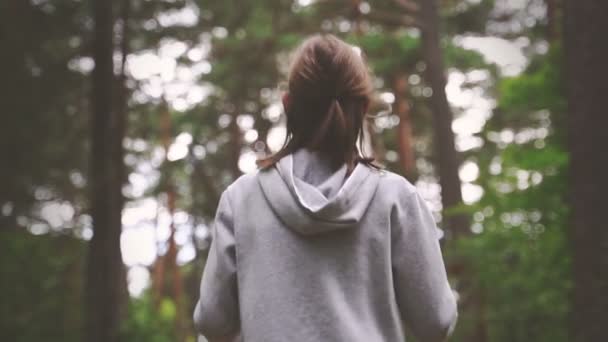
(0, 0), (606, 341)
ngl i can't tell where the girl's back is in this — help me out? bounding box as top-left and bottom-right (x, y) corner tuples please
(194, 35), (457, 342)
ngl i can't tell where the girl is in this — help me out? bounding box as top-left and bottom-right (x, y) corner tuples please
(194, 34), (457, 342)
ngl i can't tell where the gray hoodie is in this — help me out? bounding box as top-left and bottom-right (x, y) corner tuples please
(194, 149), (458, 342)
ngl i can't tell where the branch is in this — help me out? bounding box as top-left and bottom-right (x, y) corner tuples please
(394, 0), (420, 13)
(364, 9), (420, 28)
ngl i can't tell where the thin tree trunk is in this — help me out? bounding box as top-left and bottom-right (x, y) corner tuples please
(564, 1), (608, 340)
(152, 194), (165, 308)
(229, 107), (243, 179)
(418, 1), (485, 341)
(166, 185), (185, 341)
(85, 0), (124, 341)
(155, 99), (185, 341)
(546, 0), (559, 42)
(419, 0), (468, 237)
(152, 100), (171, 308)
(393, 74), (416, 179)
(114, 0), (131, 317)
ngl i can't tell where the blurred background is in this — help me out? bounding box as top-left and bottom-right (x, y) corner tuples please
(1, 0), (606, 341)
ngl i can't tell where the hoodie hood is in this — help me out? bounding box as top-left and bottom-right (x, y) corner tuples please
(258, 149), (380, 235)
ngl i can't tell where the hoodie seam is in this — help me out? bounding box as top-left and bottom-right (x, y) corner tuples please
(222, 186), (241, 299)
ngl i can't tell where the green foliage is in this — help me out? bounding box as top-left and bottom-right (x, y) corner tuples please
(444, 42), (491, 72)
(444, 0), (496, 34)
(456, 223), (570, 341)
(119, 295), (176, 342)
(0, 231), (85, 342)
(0, 0), (90, 230)
(350, 32), (421, 75)
(453, 48), (571, 341)
(499, 49), (566, 116)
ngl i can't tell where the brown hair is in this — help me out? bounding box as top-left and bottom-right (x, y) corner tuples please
(258, 34), (378, 172)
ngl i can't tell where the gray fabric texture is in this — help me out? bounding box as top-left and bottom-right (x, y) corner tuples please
(194, 149), (458, 342)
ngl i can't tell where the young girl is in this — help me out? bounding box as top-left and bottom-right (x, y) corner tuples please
(194, 34), (457, 342)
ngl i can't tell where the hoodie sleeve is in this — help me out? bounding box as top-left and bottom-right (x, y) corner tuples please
(193, 189), (240, 339)
(392, 191), (458, 342)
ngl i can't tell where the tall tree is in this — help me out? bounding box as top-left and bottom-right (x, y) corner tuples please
(393, 73), (416, 179)
(0, 0), (89, 231)
(564, 1), (608, 340)
(418, 1), (490, 340)
(418, 0), (468, 236)
(85, 0), (124, 341)
(545, 0), (559, 42)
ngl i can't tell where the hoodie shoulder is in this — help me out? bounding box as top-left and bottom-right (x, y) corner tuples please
(376, 169), (418, 199)
(225, 171), (260, 197)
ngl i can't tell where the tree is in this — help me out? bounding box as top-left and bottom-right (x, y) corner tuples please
(419, 0), (469, 236)
(564, 1), (608, 340)
(85, 0), (125, 341)
(394, 73), (416, 179)
(0, 0), (90, 232)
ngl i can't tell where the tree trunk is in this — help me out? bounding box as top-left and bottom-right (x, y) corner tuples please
(114, 0), (131, 317)
(154, 100), (186, 341)
(564, 1), (608, 340)
(229, 108), (243, 179)
(393, 74), (416, 179)
(166, 185), (185, 341)
(152, 102), (172, 309)
(419, 1), (485, 341)
(85, 0), (124, 341)
(419, 0), (468, 237)
(546, 0), (559, 42)
(0, 0), (33, 230)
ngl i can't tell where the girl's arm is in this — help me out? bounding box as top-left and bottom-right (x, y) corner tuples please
(193, 189), (240, 340)
(392, 191), (458, 342)
(207, 332), (242, 342)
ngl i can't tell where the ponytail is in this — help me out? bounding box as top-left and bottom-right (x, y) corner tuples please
(309, 98), (355, 169)
(310, 99), (346, 146)
(257, 34), (378, 172)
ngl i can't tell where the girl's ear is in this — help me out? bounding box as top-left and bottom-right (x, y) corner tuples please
(282, 92), (290, 110)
